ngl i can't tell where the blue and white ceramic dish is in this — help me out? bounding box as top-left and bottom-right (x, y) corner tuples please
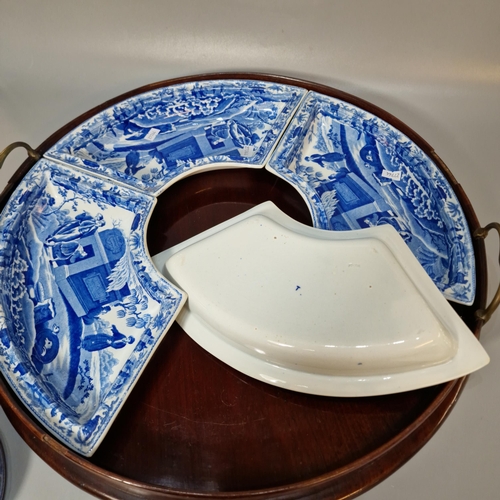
(267, 92), (475, 305)
(46, 80), (307, 195)
(0, 158), (186, 456)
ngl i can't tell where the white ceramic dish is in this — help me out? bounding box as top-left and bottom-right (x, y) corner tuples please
(154, 202), (489, 397)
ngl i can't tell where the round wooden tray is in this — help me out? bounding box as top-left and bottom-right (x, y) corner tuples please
(0, 74), (488, 500)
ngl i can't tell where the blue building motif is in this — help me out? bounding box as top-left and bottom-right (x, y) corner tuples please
(154, 118), (257, 169)
(51, 228), (130, 318)
(316, 172), (394, 231)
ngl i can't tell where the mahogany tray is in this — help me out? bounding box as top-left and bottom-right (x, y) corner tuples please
(0, 73), (489, 499)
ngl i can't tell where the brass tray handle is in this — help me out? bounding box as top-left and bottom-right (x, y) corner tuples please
(0, 142), (41, 171)
(474, 222), (500, 323)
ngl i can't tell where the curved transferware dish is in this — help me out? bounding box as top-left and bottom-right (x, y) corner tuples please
(46, 79), (307, 195)
(266, 92), (475, 305)
(0, 159), (186, 456)
(156, 202), (489, 397)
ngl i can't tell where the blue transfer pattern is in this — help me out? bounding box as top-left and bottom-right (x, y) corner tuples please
(0, 159), (185, 456)
(46, 80), (306, 195)
(267, 92), (475, 305)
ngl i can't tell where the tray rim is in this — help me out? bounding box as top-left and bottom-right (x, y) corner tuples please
(0, 366), (469, 499)
(0, 72), (489, 500)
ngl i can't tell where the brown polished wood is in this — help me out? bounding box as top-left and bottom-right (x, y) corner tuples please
(0, 73), (488, 499)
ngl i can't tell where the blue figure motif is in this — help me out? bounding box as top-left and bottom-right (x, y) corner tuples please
(45, 212), (105, 244)
(31, 325), (60, 373)
(305, 151), (346, 168)
(204, 119), (257, 148)
(124, 151), (145, 177)
(81, 325), (134, 352)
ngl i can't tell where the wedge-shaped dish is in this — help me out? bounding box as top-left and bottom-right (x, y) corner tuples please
(266, 92), (475, 306)
(0, 159), (185, 456)
(155, 202), (488, 397)
(46, 80), (307, 195)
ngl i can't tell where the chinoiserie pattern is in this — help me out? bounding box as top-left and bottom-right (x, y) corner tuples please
(0, 159), (185, 456)
(46, 80), (307, 195)
(267, 92), (475, 305)
(0, 79), (476, 458)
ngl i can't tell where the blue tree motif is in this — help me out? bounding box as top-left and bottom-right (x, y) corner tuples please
(77, 359), (94, 404)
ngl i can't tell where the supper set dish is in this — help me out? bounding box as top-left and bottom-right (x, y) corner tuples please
(156, 202), (488, 397)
